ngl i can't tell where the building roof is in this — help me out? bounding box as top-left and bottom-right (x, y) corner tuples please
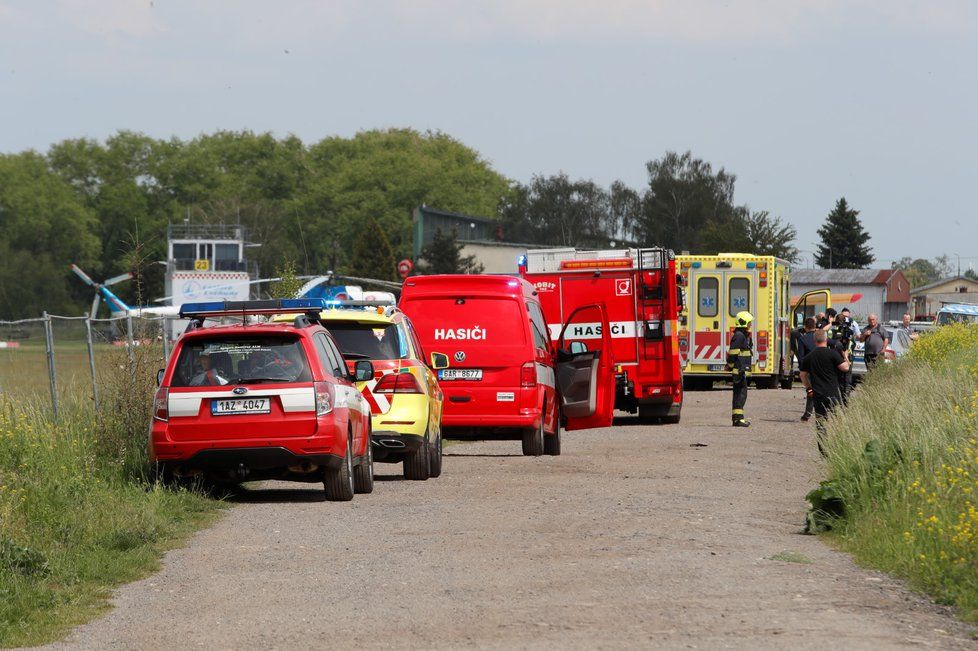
(791, 269), (895, 285)
(909, 275), (978, 295)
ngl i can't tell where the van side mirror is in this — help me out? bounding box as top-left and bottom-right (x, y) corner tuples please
(569, 341), (588, 355)
(430, 352), (450, 370)
(353, 360), (374, 382)
(157, 368), (165, 386)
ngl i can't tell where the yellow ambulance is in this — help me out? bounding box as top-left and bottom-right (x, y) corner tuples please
(676, 253), (830, 390)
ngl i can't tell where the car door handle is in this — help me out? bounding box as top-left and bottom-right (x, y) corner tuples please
(449, 396), (471, 403)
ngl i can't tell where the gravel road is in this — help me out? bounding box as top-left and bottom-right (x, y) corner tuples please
(50, 387), (976, 650)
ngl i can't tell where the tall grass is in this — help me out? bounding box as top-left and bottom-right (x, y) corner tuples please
(0, 343), (222, 648)
(813, 324), (978, 620)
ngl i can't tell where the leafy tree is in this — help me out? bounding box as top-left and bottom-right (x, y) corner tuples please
(636, 151), (737, 253)
(815, 197), (874, 269)
(966, 268), (978, 282)
(701, 209), (798, 261)
(270, 259), (304, 299)
(418, 228), (484, 275)
(499, 173), (611, 247)
(892, 257), (939, 289)
(346, 218), (397, 282)
(0, 153), (101, 317)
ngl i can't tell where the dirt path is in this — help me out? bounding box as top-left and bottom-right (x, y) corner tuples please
(50, 388), (975, 649)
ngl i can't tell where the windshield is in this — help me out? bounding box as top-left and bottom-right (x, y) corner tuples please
(171, 335), (312, 386)
(326, 322), (408, 360)
(938, 311), (978, 325)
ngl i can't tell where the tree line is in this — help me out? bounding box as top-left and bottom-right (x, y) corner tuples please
(2, 128), (873, 319)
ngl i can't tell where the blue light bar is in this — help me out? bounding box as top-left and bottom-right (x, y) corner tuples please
(692, 261), (702, 268)
(179, 298), (329, 318)
(746, 262), (756, 269)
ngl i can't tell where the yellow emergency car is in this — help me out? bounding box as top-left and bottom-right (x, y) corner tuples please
(276, 304), (447, 480)
(677, 253), (830, 390)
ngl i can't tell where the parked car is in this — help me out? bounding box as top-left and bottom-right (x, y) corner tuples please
(312, 304), (447, 481)
(150, 298), (375, 501)
(399, 275), (617, 456)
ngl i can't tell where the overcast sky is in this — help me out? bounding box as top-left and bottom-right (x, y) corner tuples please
(2, 1), (976, 269)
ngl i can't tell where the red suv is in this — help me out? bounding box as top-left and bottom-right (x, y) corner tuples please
(150, 299), (375, 501)
(399, 275), (616, 456)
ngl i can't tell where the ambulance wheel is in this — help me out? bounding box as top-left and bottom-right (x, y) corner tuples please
(353, 433), (374, 494)
(324, 433), (355, 501)
(779, 374), (794, 390)
(544, 419), (561, 456)
(428, 428), (443, 478)
(522, 418), (545, 456)
(404, 436), (431, 481)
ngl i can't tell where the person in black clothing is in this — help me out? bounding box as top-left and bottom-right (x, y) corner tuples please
(727, 311), (753, 427)
(800, 328), (851, 454)
(795, 317), (818, 421)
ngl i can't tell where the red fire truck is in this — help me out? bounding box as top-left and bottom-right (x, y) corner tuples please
(520, 247), (684, 424)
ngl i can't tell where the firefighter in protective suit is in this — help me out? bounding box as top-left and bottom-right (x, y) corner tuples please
(727, 311), (753, 427)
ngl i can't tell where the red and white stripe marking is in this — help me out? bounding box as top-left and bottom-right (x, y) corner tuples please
(0, 342), (21, 349)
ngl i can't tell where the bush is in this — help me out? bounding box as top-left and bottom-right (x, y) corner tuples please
(0, 342), (222, 647)
(812, 324), (978, 619)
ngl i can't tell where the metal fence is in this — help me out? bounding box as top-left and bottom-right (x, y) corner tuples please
(0, 313), (174, 418)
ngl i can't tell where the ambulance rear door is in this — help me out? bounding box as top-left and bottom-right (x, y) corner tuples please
(689, 270), (726, 369)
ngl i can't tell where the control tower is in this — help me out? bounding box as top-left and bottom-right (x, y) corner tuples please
(165, 223), (255, 315)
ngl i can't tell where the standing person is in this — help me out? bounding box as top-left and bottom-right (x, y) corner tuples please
(839, 307), (861, 340)
(796, 317), (818, 421)
(860, 314), (889, 369)
(800, 329), (851, 454)
(898, 313), (920, 342)
(727, 311), (753, 427)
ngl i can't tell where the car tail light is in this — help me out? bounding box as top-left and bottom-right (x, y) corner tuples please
(153, 387), (168, 422)
(374, 372), (424, 394)
(521, 362), (537, 388)
(315, 381), (334, 415)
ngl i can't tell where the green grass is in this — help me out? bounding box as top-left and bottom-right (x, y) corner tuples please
(0, 345), (223, 648)
(811, 324), (978, 621)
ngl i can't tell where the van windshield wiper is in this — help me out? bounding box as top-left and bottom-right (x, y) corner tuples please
(340, 352), (371, 359)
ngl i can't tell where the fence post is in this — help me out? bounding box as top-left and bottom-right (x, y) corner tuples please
(85, 317), (100, 412)
(161, 318), (170, 363)
(43, 311), (59, 419)
(126, 315), (135, 364)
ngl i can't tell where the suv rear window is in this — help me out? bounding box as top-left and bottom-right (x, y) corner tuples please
(326, 322), (408, 360)
(171, 336), (313, 386)
(405, 297), (526, 345)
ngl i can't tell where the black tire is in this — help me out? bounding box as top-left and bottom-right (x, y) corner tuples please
(428, 429), (443, 478)
(324, 434), (355, 501)
(353, 435), (374, 494)
(544, 417), (561, 456)
(662, 413), (681, 425)
(522, 417), (545, 456)
(779, 375), (794, 390)
(404, 436), (431, 481)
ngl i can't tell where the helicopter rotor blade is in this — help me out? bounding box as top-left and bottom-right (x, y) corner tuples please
(90, 294), (101, 320)
(333, 275), (403, 291)
(104, 272), (134, 287)
(70, 264), (97, 287)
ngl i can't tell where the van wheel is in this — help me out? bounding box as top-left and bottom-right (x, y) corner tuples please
(428, 429), (443, 478)
(353, 434), (374, 494)
(324, 434), (355, 501)
(638, 404), (662, 424)
(522, 418), (544, 456)
(404, 436), (431, 481)
(544, 419), (561, 456)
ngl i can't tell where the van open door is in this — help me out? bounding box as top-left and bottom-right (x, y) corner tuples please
(555, 303), (616, 431)
(791, 288), (832, 329)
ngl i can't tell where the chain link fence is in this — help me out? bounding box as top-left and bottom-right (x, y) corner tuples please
(0, 314), (173, 417)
